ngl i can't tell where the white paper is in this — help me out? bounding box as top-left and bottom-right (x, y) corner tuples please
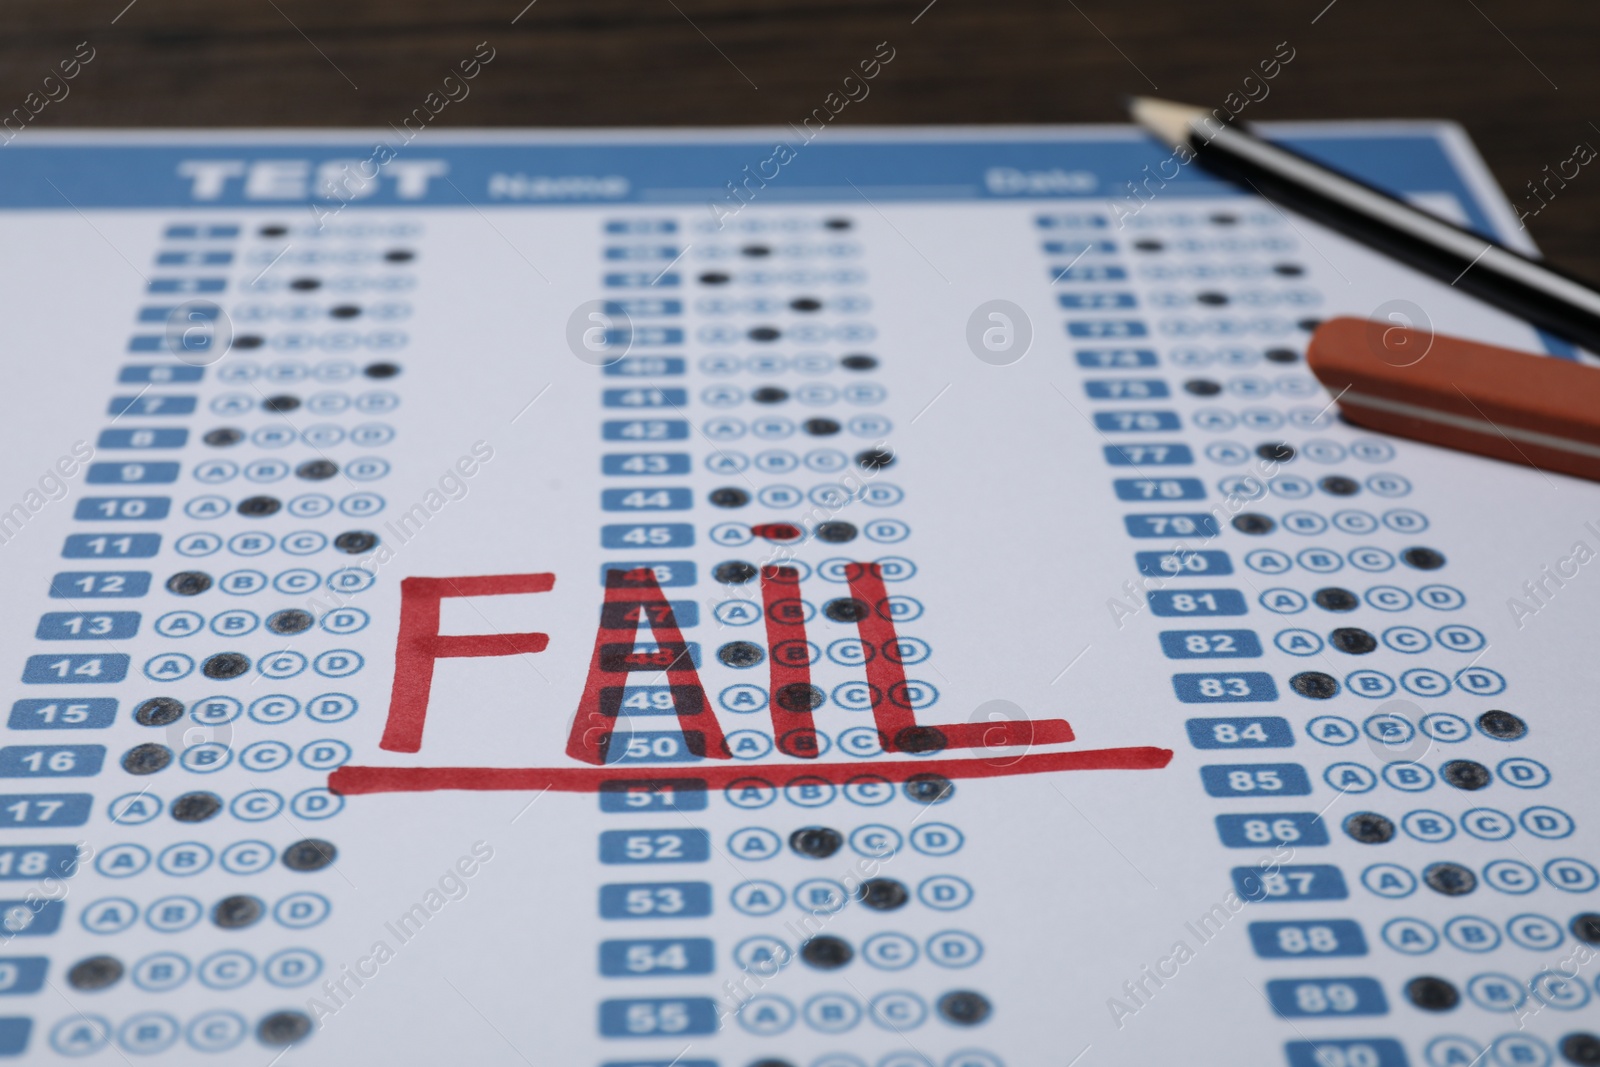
(0, 123), (1593, 1067)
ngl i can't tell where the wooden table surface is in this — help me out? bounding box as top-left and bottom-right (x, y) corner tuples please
(6, 0), (1598, 275)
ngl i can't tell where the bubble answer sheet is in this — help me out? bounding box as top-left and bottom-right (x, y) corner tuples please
(0, 122), (1595, 1067)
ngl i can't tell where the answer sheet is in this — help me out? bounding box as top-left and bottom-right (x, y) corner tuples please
(0, 123), (1594, 1067)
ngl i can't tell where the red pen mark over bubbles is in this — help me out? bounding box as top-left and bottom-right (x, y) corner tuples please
(336, 562), (1171, 796)
(842, 562), (1073, 754)
(330, 747), (1175, 796)
(760, 565), (821, 758)
(565, 567), (727, 766)
(750, 522), (803, 542)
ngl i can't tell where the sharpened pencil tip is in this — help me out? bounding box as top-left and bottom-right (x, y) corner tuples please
(1127, 96), (1208, 150)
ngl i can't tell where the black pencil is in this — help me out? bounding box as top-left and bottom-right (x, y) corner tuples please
(1128, 96), (1600, 353)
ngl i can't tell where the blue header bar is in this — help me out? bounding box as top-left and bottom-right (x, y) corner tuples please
(0, 129), (1489, 231)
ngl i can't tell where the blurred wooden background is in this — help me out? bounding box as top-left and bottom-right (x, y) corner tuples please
(5, 0), (1597, 273)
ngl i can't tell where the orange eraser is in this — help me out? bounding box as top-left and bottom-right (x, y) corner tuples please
(1306, 316), (1600, 482)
